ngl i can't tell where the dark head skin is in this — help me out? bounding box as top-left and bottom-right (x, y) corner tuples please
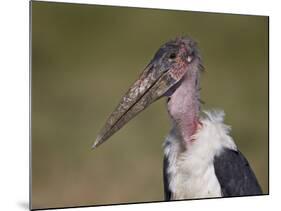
(93, 37), (203, 149)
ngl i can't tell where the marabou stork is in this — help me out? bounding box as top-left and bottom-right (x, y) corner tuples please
(93, 37), (262, 200)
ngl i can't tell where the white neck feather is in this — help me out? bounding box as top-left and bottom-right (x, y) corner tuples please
(163, 110), (237, 199)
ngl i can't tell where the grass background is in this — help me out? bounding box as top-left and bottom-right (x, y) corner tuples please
(31, 1), (268, 209)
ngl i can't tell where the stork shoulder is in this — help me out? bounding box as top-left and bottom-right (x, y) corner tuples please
(213, 148), (263, 196)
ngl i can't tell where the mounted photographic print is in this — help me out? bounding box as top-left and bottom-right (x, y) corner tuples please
(30, 1), (269, 210)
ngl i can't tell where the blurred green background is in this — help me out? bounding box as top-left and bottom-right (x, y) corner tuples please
(31, 1), (268, 209)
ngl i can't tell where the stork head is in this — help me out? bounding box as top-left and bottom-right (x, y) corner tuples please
(93, 37), (202, 149)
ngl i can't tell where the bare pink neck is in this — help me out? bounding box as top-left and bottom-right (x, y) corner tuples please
(167, 72), (200, 145)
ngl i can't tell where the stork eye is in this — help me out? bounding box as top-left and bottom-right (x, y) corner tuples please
(169, 53), (176, 59)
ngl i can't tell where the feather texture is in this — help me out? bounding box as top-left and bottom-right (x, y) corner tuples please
(163, 110), (257, 200)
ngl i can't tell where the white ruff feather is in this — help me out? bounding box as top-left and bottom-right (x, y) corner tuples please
(164, 110), (237, 200)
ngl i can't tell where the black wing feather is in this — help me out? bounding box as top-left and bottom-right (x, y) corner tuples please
(163, 155), (172, 201)
(214, 148), (262, 197)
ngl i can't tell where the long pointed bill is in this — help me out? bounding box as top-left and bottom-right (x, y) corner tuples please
(92, 63), (182, 149)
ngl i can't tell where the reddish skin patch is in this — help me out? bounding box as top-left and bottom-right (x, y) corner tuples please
(167, 41), (200, 147)
(170, 45), (189, 81)
(168, 48), (188, 81)
(171, 59), (188, 80)
(190, 121), (202, 143)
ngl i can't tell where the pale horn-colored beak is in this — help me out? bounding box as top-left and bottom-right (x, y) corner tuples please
(92, 62), (180, 149)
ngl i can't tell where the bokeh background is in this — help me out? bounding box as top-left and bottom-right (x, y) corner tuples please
(31, 1), (269, 209)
